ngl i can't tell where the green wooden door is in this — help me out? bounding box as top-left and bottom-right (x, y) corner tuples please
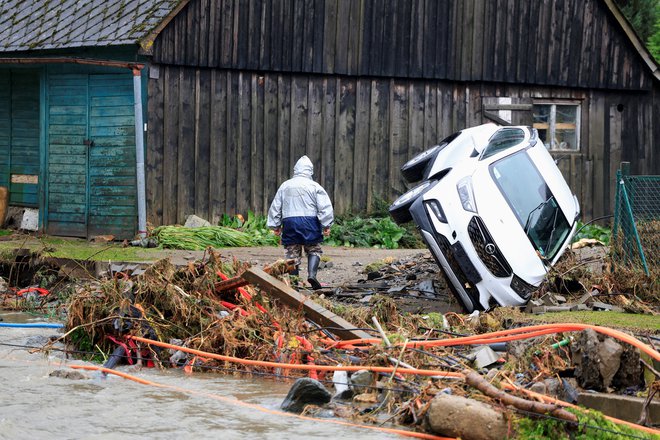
(0, 69), (40, 207)
(46, 72), (137, 239)
(88, 74), (137, 238)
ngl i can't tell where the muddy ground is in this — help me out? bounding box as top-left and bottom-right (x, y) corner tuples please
(179, 246), (432, 285)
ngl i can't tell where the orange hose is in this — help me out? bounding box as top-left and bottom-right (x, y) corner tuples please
(333, 324), (659, 361)
(502, 383), (660, 437)
(70, 364), (453, 440)
(129, 335), (462, 379)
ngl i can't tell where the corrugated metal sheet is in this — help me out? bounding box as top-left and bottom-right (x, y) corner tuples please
(0, 0), (179, 52)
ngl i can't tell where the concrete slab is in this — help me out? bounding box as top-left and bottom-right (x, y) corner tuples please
(577, 392), (659, 425)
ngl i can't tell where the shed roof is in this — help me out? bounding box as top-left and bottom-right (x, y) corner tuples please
(0, 0), (180, 52)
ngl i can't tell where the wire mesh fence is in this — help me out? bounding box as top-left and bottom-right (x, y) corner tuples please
(612, 163), (660, 277)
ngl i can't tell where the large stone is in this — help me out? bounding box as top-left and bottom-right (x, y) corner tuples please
(597, 338), (623, 389)
(426, 393), (509, 440)
(184, 215), (211, 228)
(571, 329), (625, 391)
(281, 378), (332, 413)
(570, 329), (640, 391)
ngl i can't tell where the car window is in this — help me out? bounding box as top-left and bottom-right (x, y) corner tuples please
(481, 128), (525, 160)
(490, 150), (572, 260)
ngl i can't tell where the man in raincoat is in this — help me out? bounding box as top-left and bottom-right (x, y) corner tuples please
(267, 155), (334, 289)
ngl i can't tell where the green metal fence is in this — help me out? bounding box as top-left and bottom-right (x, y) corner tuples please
(612, 162), (660, 276)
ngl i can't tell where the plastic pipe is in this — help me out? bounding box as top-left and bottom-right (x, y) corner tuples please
(0, 322), (63, 328)
(133, 67), (147, 239)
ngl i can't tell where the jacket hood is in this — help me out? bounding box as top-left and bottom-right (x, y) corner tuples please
(293, 155), (314, 178)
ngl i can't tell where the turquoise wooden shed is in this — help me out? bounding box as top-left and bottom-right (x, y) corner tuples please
(0, 0), (181, 239)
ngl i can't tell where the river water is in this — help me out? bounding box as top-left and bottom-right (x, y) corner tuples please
(0, 311), (400, 440)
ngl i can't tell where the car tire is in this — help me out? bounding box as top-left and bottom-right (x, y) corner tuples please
(389, 180), (436, 224)
(400, 146), (441, 183)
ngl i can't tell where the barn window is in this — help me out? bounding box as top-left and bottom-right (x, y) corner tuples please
(532, 102), (581, 151)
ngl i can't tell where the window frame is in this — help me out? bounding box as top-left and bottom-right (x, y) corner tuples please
(532, 100), (582, 152)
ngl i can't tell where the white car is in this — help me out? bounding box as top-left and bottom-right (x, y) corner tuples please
(389, 124), (580, 312)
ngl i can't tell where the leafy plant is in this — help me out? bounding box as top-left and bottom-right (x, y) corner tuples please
(573, 221), (611, 245)
(325, 216), (406, 249)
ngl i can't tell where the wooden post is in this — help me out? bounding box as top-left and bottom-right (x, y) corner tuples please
(241, 268), (373, 341)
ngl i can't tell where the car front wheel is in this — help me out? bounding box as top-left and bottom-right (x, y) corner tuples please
(389, 180), (436, 224)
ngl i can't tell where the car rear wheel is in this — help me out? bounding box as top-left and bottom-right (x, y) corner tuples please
(389, 180), (436, 224)
(400, 145), (441, 183)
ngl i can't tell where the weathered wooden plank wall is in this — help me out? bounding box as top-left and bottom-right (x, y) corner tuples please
(146, 66), (656, 226)
(153, 0), (653, 91)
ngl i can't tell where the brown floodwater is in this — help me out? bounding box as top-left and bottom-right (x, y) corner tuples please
(0, 311), (401, 440)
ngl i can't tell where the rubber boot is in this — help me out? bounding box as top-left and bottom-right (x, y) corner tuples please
(307, 255), (322, 290)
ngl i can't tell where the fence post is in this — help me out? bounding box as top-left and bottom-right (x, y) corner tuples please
(617, 162), (650, 275)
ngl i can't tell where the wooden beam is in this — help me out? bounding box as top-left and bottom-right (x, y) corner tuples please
(241, 268), (373, 341)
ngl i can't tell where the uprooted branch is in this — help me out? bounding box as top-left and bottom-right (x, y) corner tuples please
(462, 369), (578, 423)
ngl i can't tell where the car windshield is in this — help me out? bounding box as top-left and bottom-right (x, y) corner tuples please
(490, 150), (572, 260)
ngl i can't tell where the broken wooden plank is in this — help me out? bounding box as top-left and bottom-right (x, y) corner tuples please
(241, 267), (373, 341)
(215, 259), (297, 292)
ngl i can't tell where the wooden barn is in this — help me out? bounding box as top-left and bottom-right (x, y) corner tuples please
(1, 0), (658, 238)
(144, 0), (659, 228)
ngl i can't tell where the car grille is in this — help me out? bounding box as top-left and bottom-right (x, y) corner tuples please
(435, 234), (480, 304)
(467, 216), (512, 278)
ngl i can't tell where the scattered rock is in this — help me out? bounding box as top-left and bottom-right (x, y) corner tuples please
(0, 277), (7, 294)
(50, 369), (86, 380)
(426, 393), (509, 440)
(281, 378), (332, 413)
(349, 369), (373, 393)
(353, 392), (379, 403)
(612, 342), (643, 390)
(184, 215), (211, 228)
(571, 329), (631, 391)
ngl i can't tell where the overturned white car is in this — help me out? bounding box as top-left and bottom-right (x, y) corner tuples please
(389, 124), (580, 312)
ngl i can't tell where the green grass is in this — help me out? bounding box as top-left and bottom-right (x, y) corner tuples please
(0, 229), (12, 237)
(0, 236), (164, 262)
(521, 310), (659, 332)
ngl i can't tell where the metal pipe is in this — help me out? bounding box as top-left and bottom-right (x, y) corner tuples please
(132, 67), (147, 238)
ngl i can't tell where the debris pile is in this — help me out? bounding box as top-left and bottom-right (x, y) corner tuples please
(0, 248), (658, 439)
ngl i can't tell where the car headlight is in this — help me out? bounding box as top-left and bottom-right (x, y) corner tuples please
(425, 200), (447, 223)
(457, 177), (477, 213)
